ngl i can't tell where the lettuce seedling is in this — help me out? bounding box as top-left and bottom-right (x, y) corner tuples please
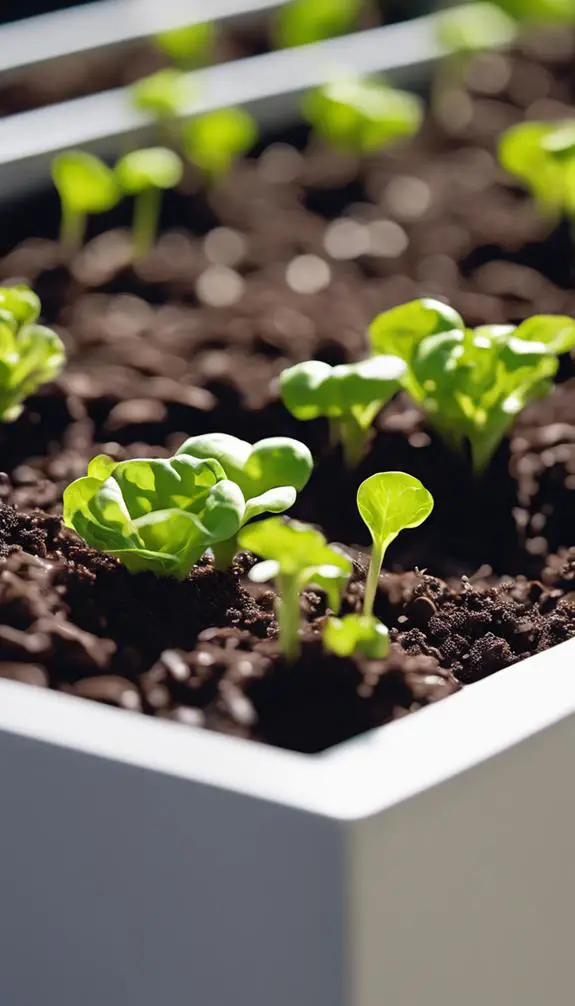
(239, 518), (352, 662)
(131, 68), (193, 121)
(357, 472), (434, 617)
(324, 612), (389, 659)
(176, 433), (313, 568)
(302, 77), (423, 155)
(51, 151), (121, 252)
(181, 108), (258, 178)
(155, 21), (215, 69)
(0, 285), (66, 422)
(499, 120), (575, 222)
(63, 454), (246, 579)
(280, 356), (406, 467)
(273, 0), (363, 48)
(369, 299), (575, 473)
(115, 148), (183, 259)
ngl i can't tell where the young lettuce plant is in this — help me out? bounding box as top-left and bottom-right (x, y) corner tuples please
(357, 472), (434, 617)
(369, 299), (575, 473)
(239, 518), (352, 662)
(499, 120), (575, 223)
(176, 434), (313, 568)
(280, 356), (406, 467)
(154, 20), (215, 69)
(273, 0), (364, 48)
(324, 612), (390, 659)
(181, 108), (258, 179)
(51, 151), (121, 252)
(302, 77), (423, 155)
(0, 285), (66, 422)
(115, 148), (184, 259)
(63, 454), (246, 579)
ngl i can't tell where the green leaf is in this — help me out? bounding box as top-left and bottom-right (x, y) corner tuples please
(155, 21), (215, 67)
(243, 487), (297, 524)
(115, 148), (183, 193)
(302, 77), (423, 155)
(368, 298), (465, 364)
(182, 108), (258, 177)
(514, 315), (575, 354)
(498, 121), (573, 217)
(436, 2), (518, 53)
(0, 286), (40, 327)
(324, 613), (390, 659)
(240, 517), (351, 579)
(51, 151), (120, 215)
(498, 0), (575, 23)
(0, 294), (66, 423)
(358, 471), (434, 552)
(131, 68), (193, 119)
(274, 0), (362, 48)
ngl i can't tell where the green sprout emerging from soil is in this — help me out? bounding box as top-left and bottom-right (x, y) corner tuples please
(181, 108), (259, 178)
(357, 471), (434, 617)
(176, 434), (313, 569)
(63, 454), (245, 579)
(51, 151), (121, 252)
(273, 0), (364, 48)
(369, 299), (575, 474)
(0, 285), (66, 422)
(155, 21), (215, 69)
(280, 356), (406, 467)
(323, 612), (390, 659)
(302, 77), (423, 155)
(240, 518), (352, 662)
(499, 120), (575, 223)
(115, 148), (184, 259)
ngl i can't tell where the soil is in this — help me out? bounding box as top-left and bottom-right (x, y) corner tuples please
(1, 28), (575, 753)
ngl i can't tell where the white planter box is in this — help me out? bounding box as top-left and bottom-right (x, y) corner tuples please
(0, 12), (573, 1006)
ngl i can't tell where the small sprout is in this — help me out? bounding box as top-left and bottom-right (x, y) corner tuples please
(369, 299), (575, 473)
(274, 0), (363, 48)
(115, 147), (183, 260)
(131, 68), (193, 120)
(280, 356), (406, 467)
(302, 77), (423, 155)
(181, 108), (258, 178)
(63, 454), (246, 579)
(177, 433), (313, 569)
(497, 0), (575, 23)
(155, 21), (215, 69)
(436, 2), (518, 54)
(324, 612), (390, 659)
(239, 518), (352, 662)
(51, 151), (120, 252)
(499, 120), (575, 222)
(0, 285), (66, 422)
(357, 472), (434, 617)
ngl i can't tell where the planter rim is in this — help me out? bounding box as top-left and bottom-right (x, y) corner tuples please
(1, 636), (574, 820)
(0, 0), (286, 79)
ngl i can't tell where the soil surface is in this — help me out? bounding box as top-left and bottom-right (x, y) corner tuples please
(1, 29), (575, 752)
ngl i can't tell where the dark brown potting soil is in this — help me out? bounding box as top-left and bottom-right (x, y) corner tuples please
(1, 30), (575, 752)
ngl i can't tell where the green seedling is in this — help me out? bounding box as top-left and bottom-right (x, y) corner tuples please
(0, 285), (65, 422)
(155, 21), (215, 68)
(176, 433), (313, 569)
(302, 77), (423, 155)
(273, 0), (363, 48)
(324, 612), (390, 659)
(181, 108), (258, 178)
(369, 299), (575, 473)
(115, 147), (183, 259)
(494, 0), (575, 23)
(240, 518), (352, 662)
(63, 454), (246, 579)
(433, 3), (517, 128)
(357, 472), (434, 617)
(499, 120), (575, 223)
(51, 151), (121, 252)
(131, 68), (193, 121)
(280, 356), (406, 467)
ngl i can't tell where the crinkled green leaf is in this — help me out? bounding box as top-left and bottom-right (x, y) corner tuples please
(0, 307), (66, 423)
(369, 298), (465, 366)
